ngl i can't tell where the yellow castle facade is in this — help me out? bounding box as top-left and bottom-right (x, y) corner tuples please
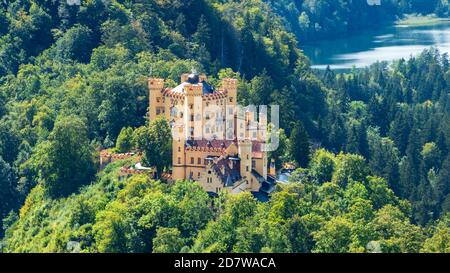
(148, 73), (275, 196)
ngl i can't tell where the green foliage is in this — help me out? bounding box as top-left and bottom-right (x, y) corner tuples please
(332, 153), (369, 188)
(0, 0), (449, 253)
(152, 227), (186, 253)
(91, 175), (212, 253)
(54, 25), (94, 63)
(134, 117), (172, 177)
(115, 127), (134, 153)
(3, 149), (448, 253)
(268, 128), (289, 168)
(288, 121), (310, 168)
(421, 214), (450, 252)
(28, 116), (95, 198)
(0, 157), (18, 237)
(309, 149), (335, 184)
(320, 49), (450, 224)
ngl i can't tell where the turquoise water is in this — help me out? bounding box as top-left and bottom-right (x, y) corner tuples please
(302, 21), (450, 69)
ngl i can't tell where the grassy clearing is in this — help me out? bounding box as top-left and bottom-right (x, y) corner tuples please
(395, 14), (450, 27)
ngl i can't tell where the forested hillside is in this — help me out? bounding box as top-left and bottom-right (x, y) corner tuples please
(316, 51), (450, 225)
(3, 151), (449, 253)
(265, 0), (450, 41)
(0, 0), (449, 253)
(0, 0), (325, 240)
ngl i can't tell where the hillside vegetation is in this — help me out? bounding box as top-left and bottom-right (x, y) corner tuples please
(4, 151), (449, 253)
(0, 0), (449, 252)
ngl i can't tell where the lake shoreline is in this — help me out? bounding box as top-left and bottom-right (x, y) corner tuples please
(395, 14), (450, 27)
(303, 15), (450, 70)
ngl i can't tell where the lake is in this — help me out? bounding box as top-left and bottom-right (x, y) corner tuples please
(302, 20), (450, 70)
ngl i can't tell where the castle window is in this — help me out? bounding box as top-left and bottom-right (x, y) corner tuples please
(178, 147), (181, 152)
(247, 155), (249, 160)
(229, 97), (233, 103)
(180, 112), (184, 118)
(191, 157), (194, 164)
(170, 107), (177, 117)
(156, 97), (161, 103)
(246, 166), (249, 172)
(252, 160), (256, 169)
(198, 172), (200, 177)
(198, 158), (201, 164)
(190, 115), (194, 121)
(208, 171), (211, 174)
(178, 157), (181, 164)
(189, 104), (193, 109)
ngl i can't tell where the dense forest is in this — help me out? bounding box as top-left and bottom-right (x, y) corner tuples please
(317, 51), (450, 225)
(0, 0), (449, 252)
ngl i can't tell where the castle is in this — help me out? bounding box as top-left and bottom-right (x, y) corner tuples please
(148, 73), (276, 196)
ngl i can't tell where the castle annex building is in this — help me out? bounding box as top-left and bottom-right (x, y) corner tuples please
(148, 73), (276, 196)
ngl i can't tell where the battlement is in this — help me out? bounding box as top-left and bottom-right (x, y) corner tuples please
(149, 78), (165, 90)
(222, 78), (238, 91)
(184, 84), (203, 96)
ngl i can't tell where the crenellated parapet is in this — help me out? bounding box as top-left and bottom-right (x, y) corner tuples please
(148, 78), (165, 90)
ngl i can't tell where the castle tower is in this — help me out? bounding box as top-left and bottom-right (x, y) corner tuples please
(258, 106), (268, 142)
(172, 117), (186, 181)
(223, 78), (238, 107)
(184, 75), (203, 140)
(261, 152), (268, 180)
(238, 139), (252, 187)
(148, 78), (165, 122)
